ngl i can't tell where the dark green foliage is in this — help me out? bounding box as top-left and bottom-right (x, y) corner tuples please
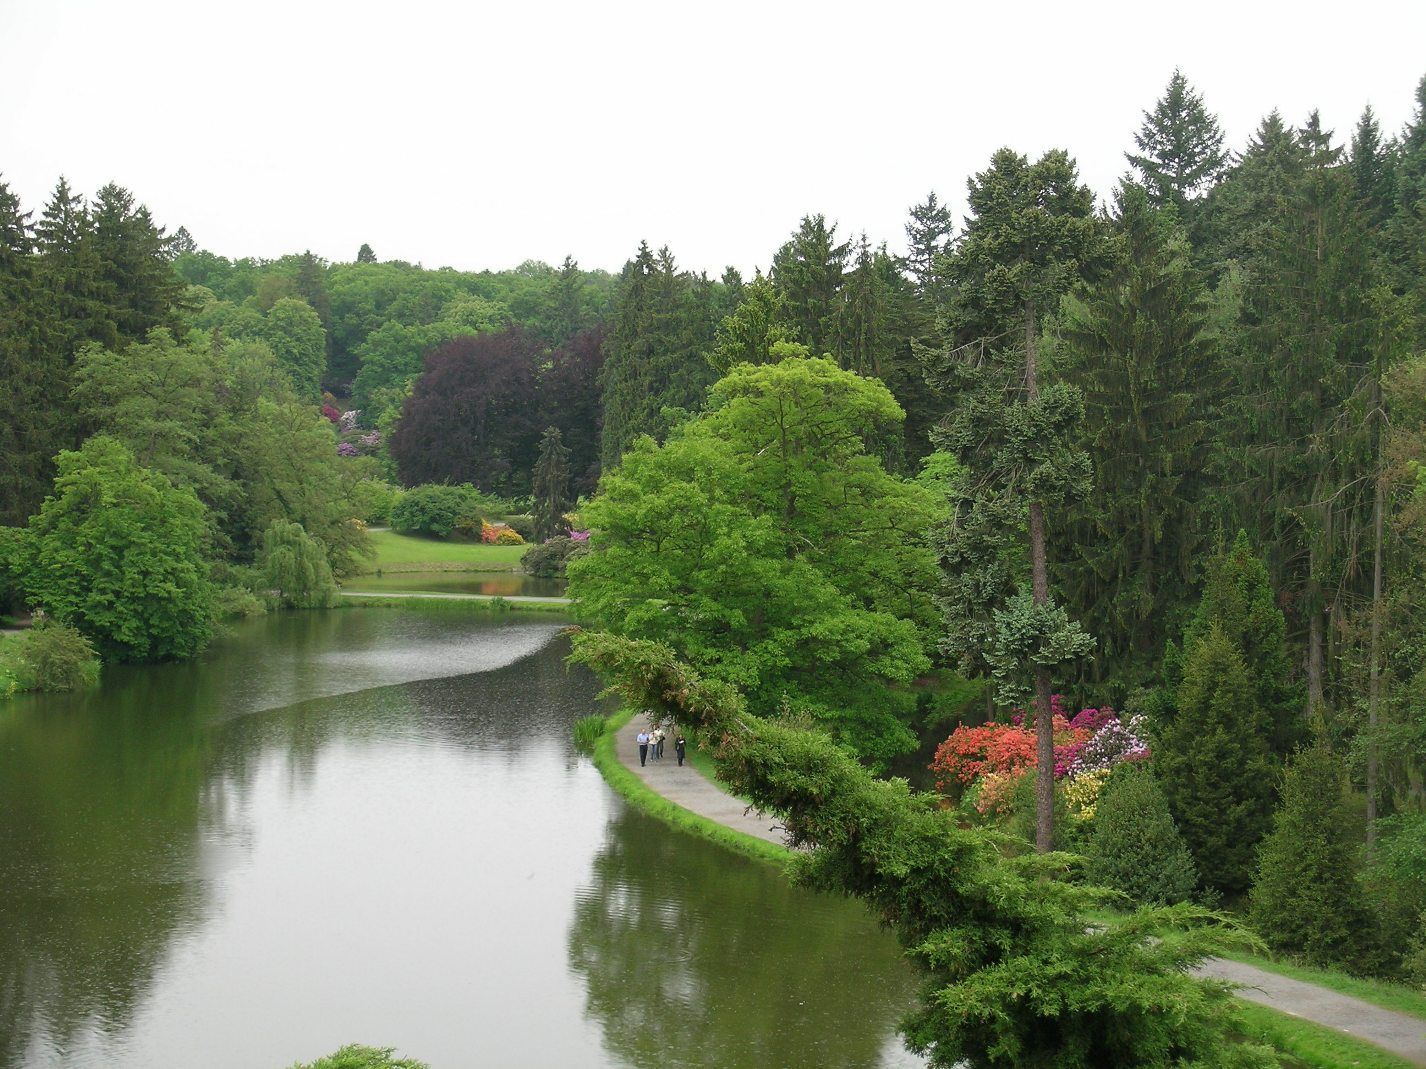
(1250, 741), (1380, 973)
(530, 426), (571, 542)
(770, 214), (848, 356)
(1361, 814), (1426, 979)
(356, 243), (377, 264)
(23, 436), (214, 663)
(903, 190), (953, 297)
(0, 616), (100, 692)
(1177, 532), (1300, 754)
(259, 520), (338, 609)
(286, 1045), (427, 1069)
(520, 535), (586, 578)
(708, 273), (793, 373)
(387, 483), (496, 538)
(571, 632), (1277, 1069)
(0, 525), (28, 616)
(1157, 625), (1277, 895)
(1056, 183), (1217, 681)
(1126, 69), (1229, 211)
(1086, 764), (1198, 905)
(599, 243), (720, 467)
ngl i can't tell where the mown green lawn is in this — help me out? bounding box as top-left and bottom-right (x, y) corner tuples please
(357, 530), (528, 574)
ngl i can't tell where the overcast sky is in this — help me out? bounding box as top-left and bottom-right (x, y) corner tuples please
(3, 0), (1424, 276)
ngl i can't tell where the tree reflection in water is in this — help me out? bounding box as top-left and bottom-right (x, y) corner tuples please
(568, 805), (922, 1069)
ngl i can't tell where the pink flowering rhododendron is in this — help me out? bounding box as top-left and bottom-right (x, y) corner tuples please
(931, 695), (1150, 818)
(336, 441), (358, 457)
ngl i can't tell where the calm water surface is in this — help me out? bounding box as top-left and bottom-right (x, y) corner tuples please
(0, 610), (920, 1068)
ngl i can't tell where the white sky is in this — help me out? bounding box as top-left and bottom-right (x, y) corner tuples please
(2, 0), (1423, 276)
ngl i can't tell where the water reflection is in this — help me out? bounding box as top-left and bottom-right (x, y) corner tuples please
(568, 807), (921, 1069)
(0, 610), (917, 1069)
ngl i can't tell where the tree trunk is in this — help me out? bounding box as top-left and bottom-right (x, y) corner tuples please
(1307, 606), (1324, 718)
(1025, 299), (1055, 854)
(1367, 376), (1384, 856)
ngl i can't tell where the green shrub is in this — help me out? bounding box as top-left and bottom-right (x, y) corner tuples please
(1250, 741), (1381, 973)
(520, 536), (586, 578)
(286, 1044), (428, 1069)
(1086, 764), (1198, 905)
(3, 617), (100, 692)
(352, 479), (402, 525)
(213, 585), (267, 619)
(388, 483), (504, 538)
(0, 525), (28, 617)
(573, 713), (606, 753)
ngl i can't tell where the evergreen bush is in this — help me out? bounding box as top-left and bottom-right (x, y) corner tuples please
(1249, 741), (1380, 973)
(521, 536), (586, 578)
(1086, 764), (1198, 905)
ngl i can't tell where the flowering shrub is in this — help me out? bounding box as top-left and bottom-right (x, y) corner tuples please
(337, 442), (358, 457)
(359, 430), (381, 450)
(321, 404), (342, 423)
(568, 529), (590, 542)
(339, 409), (361, 433)
(480, 520), (525, 545)
(930, 696), (1150, 820)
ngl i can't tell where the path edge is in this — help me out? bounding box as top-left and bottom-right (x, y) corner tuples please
(589, 708), (792, 869)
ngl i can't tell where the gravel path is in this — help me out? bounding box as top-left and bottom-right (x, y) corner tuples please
(613, 714), (1426, 1066)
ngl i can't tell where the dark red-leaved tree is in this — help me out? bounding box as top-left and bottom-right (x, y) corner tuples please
(390, 328), (543, 494)
(538, 326), (606, 494)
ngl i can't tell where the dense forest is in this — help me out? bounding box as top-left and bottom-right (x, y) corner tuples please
(3, 68), (1426, 1065)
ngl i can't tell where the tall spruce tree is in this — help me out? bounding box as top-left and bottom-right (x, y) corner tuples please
(1057, 183), (1217, 678)
(531, 426), (572, 542)
(934, 148), (1102, 852)
(903, 191), (953, 298)
(599, 243), (718, 467)
(1158, 623), (1277, 895)
(1126, 70), (1229, 212)
(1250, 740), (1380, 972)
(770, 214), (848, 357)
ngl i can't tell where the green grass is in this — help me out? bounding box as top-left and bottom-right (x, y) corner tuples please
(588, 708), (791, 868)
(358, 530), (528, 574)
(572, 713), (605, 753)
(1236, 1001), (1422, 1069)
(1221, 951), (1426, 1022)
(335, 594), (571, 615)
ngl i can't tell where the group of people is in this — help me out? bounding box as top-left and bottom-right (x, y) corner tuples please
(635, 724), (686, 767)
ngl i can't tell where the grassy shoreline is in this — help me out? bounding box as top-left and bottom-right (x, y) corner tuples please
(1236, 1002), (1422, 1069)
(336, 595), (571, 614)
(588, 708), (791, 868)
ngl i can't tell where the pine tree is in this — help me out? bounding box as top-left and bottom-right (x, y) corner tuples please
(708, 272), (795, 373)
(1250, 740), (1379, 972)
(837, 233), (898, 379)
(903, 190), (952, 297)
(356, 243), (377, 264)
(1349, 105), (1397, 231)
(770, 214), (848, 357)
(1157, 624), (1277, 895)
(1126, 69), (1229, 211)
(531, 426), (572, 542)
(934, 147), (1102, 852)
(1058, 183), (1217, 679)
(1086, 764), (1198, 905)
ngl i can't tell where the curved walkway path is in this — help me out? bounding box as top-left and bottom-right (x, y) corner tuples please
(615, 715), (1426, 1066)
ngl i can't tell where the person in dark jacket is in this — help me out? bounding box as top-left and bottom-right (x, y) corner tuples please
(675, 734), (687, 766)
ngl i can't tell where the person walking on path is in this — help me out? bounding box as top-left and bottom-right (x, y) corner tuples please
(675, 734), (687, 766)
(636, 729), (649, 767)
(655, 728), (666, 761)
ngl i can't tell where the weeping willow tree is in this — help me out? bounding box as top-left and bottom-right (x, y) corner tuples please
(570, 630), (1277, 1069)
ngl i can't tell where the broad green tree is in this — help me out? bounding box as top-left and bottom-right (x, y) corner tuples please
(934, 147), (1102, 851)
(263, 297), (327, 397)
(24, 436), (214, 662)
(571, 357), (940, 765)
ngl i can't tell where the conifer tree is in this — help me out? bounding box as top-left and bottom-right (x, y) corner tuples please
(708, 273), (794, 373)
(531, 426), (572, 542)
(1349, 105), (1397, 231)
(1126, 69), (1229, 211)
(1058, 183), (1217, 678)
(837, 233), (899, 379)
(1086, 764), (1198, 905)
(1250, 740), (1379, 972)
(770, 214), (848, 357)
(1157, 624), (1277, 895)
(356, 243), (377, 264)
(903, 191), (953, 297)
(934, 148), (1102, 852)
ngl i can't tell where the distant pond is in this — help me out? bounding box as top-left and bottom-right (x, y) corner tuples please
(0, 609), (921, 1068)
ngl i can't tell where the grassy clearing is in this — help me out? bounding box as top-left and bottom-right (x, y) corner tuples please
(358, 530), (528, 574)
(1236, 1001), (1422, 1069)
(335, 595), (571, 615)
(588, 708), (791, 868)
